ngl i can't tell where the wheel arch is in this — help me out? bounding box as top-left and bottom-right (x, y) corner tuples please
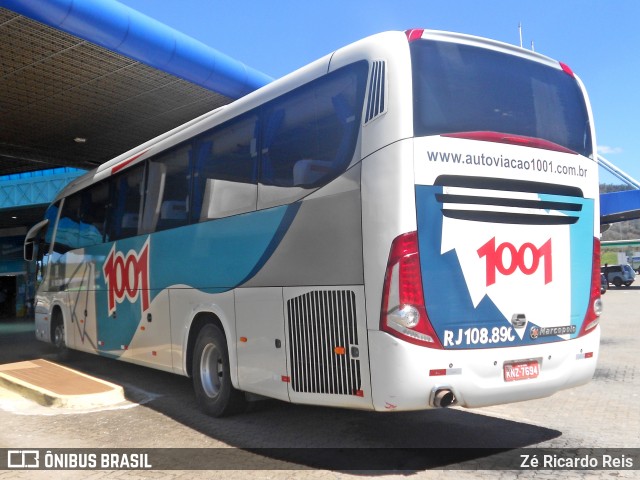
(49, 303), (65, 344)
(185, 308), (240, 389)
(189, 313), (247, 416)
(185, 312), (224, 378)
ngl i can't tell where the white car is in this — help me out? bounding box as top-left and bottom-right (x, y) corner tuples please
(601, 264), (636, 288)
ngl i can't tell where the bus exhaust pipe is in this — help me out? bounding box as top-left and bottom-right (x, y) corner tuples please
(432, 389), (457, 408)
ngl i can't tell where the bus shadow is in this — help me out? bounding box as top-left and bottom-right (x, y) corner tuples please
(0, 319), (561, 472)
(605, 284), (640, 291)
(68, 356), (561, 472)
(139, 383), (560, 472)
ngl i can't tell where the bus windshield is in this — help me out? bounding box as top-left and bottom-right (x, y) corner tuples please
(410, 39), (592, 157)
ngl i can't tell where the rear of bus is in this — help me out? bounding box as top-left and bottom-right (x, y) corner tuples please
(367, 30), (601, 410)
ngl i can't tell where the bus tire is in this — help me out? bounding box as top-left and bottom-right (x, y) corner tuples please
(51, 309), (72, 361)
(192, 324), (245, 417)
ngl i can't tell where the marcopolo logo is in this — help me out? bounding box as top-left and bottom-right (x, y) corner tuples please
(531, 324), (577, 340)
(477, 237), (552, 287)
(103, 239), (151, 316)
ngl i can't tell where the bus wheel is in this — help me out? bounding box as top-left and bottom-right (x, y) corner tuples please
(51, 310), (71, 361)
(192, 324), (245, 417)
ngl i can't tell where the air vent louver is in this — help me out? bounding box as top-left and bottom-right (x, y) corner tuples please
(287, 290), (361, 395)
(365, 61), (386, 123)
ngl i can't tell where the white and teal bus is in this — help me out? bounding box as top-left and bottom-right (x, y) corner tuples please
(25, 29), (601, 416)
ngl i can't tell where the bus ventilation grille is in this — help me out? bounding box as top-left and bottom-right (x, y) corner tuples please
(287, 290), (362, 395)
(434, 175), (584, 225)
(365, 61), (386, 123)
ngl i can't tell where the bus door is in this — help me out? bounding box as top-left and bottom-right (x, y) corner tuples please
(65, 250), (100, 353)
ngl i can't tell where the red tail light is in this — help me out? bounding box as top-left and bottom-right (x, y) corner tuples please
(442, 131), (577, 154)
(559, 62), (575, 78)
(380, 232), (443, 348)
(578, 237), (602, 337)
(405, 29), (425, 42)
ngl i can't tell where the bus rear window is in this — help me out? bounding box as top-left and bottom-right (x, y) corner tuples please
(411, 40), (592, 157)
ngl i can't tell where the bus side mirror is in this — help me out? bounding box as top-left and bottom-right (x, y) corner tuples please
(24, 241), (35, 262)
(24, 218), (49, 262)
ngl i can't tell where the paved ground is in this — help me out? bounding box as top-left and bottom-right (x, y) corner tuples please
(0, 286), (638, 479)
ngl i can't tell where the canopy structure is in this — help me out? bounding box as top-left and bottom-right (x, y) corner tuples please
(0, 0), (272, 179)
(0, 0), (273, 229)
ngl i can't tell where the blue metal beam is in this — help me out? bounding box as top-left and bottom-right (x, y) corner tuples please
(600, 189), (640, 224)
(3, 0), (273, 99)
(596, 154), (640, 224)
(598, 154), (640, 189)
(0, 169), (85, 209)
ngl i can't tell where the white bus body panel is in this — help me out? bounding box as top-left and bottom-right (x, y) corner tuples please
(235, 287), (289, 402)
(360, 139), (417, 333)
(118, 287), (173, 370)
(368, 326), (599, 411)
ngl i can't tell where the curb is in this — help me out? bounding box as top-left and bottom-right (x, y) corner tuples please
(0, 359), (125, 409)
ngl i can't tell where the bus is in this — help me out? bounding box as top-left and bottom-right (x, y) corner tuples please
(24, 29), (601, 417)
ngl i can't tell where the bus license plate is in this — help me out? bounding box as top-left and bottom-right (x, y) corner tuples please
(503, 360), (540, 382)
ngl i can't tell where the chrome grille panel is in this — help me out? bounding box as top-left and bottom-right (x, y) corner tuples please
(287, 290), (361, 395)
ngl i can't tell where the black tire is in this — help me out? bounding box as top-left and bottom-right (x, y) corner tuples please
(613, 277), (622, 288)
(51, 309), (72, 361)
(192, 324), (246, 417)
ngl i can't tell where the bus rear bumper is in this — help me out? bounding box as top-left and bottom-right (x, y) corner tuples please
(367, 326), (600, 411)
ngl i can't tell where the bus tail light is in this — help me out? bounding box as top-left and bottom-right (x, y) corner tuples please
(442, 131), (577, 155)
(405, 29), (425, 42)
(380, 232), (443, 348)
(559, 62), (575, 78)
(578, 237), (602, 337)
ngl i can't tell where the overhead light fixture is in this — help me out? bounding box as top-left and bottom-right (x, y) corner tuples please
(74, 137), (87, 144)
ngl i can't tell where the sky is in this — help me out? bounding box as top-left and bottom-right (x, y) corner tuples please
(117, 0), (640, 185)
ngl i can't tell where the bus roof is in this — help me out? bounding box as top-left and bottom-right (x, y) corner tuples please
(50, 29), (577, 203)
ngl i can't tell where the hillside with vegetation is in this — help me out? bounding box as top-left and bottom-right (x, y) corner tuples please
(599, 183), (640, 266)
(600, 183), (640, 241)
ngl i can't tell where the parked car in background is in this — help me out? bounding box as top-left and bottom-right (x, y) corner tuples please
(601, 264), (636, 288)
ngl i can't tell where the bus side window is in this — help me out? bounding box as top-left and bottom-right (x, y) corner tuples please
(107, 164), (145, 241)
(34, 203), (59, 289)
(258, 63), (365, 209)
(43, 203), (59, 246)
(142, 144), (192, 233)
(192, 113), (258, 221)
(78, 182), (109, 247)
(54, 193), (82, 253)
